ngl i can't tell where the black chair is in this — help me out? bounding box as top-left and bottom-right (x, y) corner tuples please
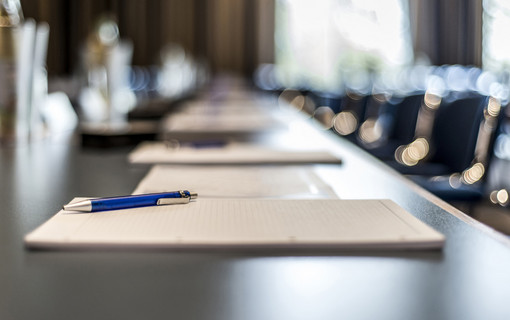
(363, 93), (425, 160)
(389, 94), (503, 201)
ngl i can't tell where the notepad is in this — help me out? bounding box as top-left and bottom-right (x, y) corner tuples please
(133, 165), (339, 199)
(128, 142), (342, 165)
(162, 110), (287, 135)
(25, 199), (444, 250)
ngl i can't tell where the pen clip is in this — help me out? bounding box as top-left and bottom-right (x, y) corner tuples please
(157, 197), (191, 205)
(156, 190), (197, 205)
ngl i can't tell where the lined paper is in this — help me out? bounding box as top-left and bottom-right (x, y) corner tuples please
(25, 199), (444, 250)
(133, 165), (339, 199)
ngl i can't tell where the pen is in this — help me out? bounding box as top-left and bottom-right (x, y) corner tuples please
(63, 190), (198, 212)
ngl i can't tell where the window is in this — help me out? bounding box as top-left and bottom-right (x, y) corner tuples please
(482, 0), (510, 72)
(274, 0), (414, 92)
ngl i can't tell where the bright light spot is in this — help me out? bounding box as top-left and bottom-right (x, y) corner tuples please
(423, 91), (442, 110)
(98, 21), (119, 45)
(394, 138), (430, 166)
(408, 138), (430, 160)
(490, 190), (499, 204)
(278, 89), (304, 112)
(462, 162), (485, 184)
(449, 173), (462, 189)
(394, 145), (406, 165)
(359, 118), (383, 144)
(313, 106), (335, 129)
(333, 111), (358, 135)
(401, 148), (418, 166)
(497, 189), (509, 205)
(395, 145), (416, 166)
(487, 97), (501, 117)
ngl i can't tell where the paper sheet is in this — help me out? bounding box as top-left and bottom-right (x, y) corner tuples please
(128, 142), (342, 164)
(25, 199), (445, 250)
(133, 165), (339, 199)
(163, 111), (287, 134)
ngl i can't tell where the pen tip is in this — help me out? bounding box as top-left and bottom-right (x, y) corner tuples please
(190, 192), (198, 200)
(62, 200), (92, 212)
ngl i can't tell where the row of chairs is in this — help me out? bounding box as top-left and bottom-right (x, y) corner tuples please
(307, 89), (504, 202)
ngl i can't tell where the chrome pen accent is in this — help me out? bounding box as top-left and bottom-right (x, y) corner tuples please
(63, 190), (198, 212)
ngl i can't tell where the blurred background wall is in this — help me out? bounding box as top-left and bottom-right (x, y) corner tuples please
(20, 0), (275, 77)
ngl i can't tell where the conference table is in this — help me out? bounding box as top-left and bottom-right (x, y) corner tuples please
(2, 87), (510, 320)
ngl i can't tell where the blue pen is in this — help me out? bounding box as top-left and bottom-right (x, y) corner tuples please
(63, 190), (198, 212)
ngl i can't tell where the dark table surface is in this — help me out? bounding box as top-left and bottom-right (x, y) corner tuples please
(2, 123), (510, 320)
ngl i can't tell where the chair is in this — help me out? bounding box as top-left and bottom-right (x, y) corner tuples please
(363, 93), (425, 160)
(390, 94), (503, 201)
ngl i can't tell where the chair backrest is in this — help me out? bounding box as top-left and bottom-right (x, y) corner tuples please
(389, 93), (425, 143)
(430, 94), (489, 172)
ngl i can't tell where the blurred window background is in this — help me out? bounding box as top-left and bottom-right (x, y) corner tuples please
(274, 0), (414, 92)
(19, 0), (499, 94)
(483, 0), (510, 72)
(19, 0), (504, 81)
